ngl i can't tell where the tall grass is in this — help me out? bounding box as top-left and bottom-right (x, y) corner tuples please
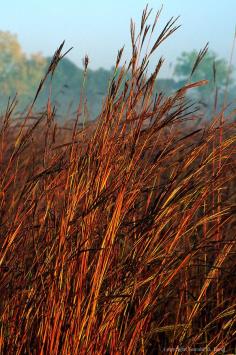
(0, 7), (235, 354)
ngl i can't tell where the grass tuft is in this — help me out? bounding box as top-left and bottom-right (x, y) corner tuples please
(0, 7), (235, 354)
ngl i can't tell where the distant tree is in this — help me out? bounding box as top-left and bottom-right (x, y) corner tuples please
(0, 31), (47, 99)
(174, 50), (233, 101)
(0, 31), (26, 94)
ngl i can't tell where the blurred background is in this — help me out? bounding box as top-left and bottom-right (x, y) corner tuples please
(1, 0), (236, 119)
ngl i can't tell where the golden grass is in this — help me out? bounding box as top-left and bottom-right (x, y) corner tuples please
(0, 7), (235, 354)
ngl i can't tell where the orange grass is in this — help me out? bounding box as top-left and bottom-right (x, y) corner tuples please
(0, 7), (236, 354)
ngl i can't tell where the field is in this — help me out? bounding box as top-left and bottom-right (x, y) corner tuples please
(0, 9), (235, 354)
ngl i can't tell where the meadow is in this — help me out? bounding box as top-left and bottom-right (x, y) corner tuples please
(0, 8), (235, 354)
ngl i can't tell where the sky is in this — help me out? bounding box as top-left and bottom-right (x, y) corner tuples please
(1, 0), (236, 77)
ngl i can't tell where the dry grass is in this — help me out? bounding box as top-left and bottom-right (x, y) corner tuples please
(0, 7), (235, 354)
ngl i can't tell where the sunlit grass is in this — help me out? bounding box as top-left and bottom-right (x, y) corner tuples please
(0, 6), (235, 354)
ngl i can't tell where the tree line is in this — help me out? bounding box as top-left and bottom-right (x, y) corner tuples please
(0, 31), (234, 120)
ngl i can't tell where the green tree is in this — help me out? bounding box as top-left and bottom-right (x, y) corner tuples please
(0, 31), (26, 94)
(0, 31), (47, 99)
(174, 50), (233, 100)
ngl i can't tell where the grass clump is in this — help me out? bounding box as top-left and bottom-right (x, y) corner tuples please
(0, 7), (235, 354)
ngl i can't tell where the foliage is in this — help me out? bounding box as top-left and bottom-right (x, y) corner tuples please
(0, 31), (47, 99)
(174, 49), (233, 101)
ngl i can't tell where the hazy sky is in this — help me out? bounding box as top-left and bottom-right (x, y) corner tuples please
(1, 0), (236, 77)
